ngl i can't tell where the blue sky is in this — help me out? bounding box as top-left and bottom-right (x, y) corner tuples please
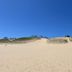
(0, 0), (72, 38)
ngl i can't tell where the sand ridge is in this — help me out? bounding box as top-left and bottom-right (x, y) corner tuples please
(0, 38), (72, 72)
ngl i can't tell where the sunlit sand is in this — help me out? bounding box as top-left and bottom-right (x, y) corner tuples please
(0, 38), (72, 72)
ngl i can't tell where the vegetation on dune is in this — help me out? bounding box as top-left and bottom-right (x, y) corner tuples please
(48, 39), (68, 44)
(0, 35), (72, 43)
(0, 35), (41, 43)
(15, 35), (41, 41)
(65, 35), (71, 37)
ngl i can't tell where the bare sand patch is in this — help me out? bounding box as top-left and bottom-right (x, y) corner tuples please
(0, 38), (72, 72)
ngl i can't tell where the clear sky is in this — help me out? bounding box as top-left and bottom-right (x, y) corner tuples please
(0, 0), (72, 38)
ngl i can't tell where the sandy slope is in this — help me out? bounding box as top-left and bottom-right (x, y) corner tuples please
(0, 38), (72, 72)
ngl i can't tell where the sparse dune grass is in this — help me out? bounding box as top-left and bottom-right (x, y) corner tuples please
(69, 37), (72, 42)
(48, 37), (69, 44)
(0, 37), (41, 44)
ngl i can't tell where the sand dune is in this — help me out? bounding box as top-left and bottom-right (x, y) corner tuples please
(0, 38), (72, 72)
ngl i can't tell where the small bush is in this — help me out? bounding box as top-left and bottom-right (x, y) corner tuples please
(65, 35), (70, 37)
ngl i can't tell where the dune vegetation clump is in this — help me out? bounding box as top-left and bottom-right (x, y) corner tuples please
(0, 35), (41, 43)
(48, 38), (68, 44)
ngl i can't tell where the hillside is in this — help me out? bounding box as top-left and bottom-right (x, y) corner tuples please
(0, 36), (72, 44)
(0, 36), (41, 43)
(0, 37), (72, 72)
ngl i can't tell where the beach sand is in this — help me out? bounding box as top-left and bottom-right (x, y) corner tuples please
(0, 38), (72, 72)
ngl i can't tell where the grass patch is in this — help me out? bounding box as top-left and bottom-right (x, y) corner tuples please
(48, 39), (68, 44)
(0, 36), (41, 43)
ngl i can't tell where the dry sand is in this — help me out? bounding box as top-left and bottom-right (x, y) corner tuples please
(0, 38), (72, 72)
